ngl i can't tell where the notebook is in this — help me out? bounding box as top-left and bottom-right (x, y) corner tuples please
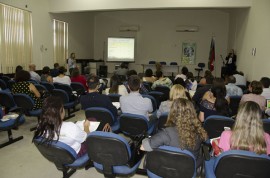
(75, 120), (100, 132)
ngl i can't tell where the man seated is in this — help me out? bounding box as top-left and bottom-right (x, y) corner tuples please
(120, 75), (154, 121)
(80, 75), (118, 119)
(225, 75), (243, 96)
(260, 77), (270, 100)
(29, 63), (41, 82)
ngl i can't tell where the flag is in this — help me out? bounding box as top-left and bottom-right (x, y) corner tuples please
(208, 37), (215, 72)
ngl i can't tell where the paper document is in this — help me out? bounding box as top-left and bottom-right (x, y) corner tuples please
(76, 120), (100, 132)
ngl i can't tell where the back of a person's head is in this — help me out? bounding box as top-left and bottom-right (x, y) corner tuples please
(33, 96), (63, 142)
(120, 62), (128, 69)
(127, 70), (137, 78)
(58, 66), (66, 74)
(71, 67), (80, 77)
(87, 75), (100, 90)
(42, 66), (50, 75)
(260, 77), (270, 88)
(15, 65), (23, 73)
(205, 75), (214, 85)
(211, 85), (229, 116)
(204, 70), (212, 77)
(15, 70), (30, 82)
(186, 72), (194, 80)
(250, 80), (263, 94)
(227, 75), (236, 84)
(181, 66), (189, 75)
(174, 77), (186, 88)
(128, 75), (141, 91)
(213, 77), (225, 87)
(29, 64), (36, 71)
(54, 63), (59, 69)
(166, 98), (207, 149)
(156, 71), (163, 79)
(231, 101), (266, 154)
(169, 84), (186, 100)
(145, 69), (153, 77)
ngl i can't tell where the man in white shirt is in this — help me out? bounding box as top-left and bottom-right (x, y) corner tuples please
(29, 63), (41, 82)
(260, 77), (270, 100)
(120, 75), (153, 120)
(68, 52), (76, 75)
(225, 75), (243, 96)
(233, 71), (246, 86)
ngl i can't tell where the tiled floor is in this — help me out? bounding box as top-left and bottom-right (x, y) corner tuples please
(0, 109), (147, 178)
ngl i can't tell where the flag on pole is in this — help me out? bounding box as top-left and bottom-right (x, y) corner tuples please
(208, 37), (215, 72)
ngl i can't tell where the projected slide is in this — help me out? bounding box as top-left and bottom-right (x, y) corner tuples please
(107, 37), (135, 62)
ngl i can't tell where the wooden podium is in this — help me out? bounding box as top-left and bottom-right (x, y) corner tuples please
(141, 64), (180, 76)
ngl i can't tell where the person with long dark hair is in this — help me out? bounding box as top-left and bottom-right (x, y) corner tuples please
(105, 74), (128, 96)
(33, 96), (90, 157)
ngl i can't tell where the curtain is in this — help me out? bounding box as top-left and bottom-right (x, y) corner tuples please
(53, 19), (68, 66)
(0, 3), (33, 74)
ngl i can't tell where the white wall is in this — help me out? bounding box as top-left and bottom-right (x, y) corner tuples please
(94, 9), (229, 76)
(228, 0), (270, 81)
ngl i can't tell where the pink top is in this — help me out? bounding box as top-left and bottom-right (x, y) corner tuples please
(240, 94), (266, 110)
(219, 130), (270, 155)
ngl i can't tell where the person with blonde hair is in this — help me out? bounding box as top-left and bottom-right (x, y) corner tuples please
(156, 84), (187, 118)
(219, 101), (270, 155)
(141, 98), (208, 167)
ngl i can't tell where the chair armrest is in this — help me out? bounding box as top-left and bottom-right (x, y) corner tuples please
(202, 143), (211, 161)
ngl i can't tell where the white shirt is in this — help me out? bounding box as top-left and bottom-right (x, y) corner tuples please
(120, 92), (153, 120)
(58, 122), (87, 153)
(53, 76), (71, 85)
(174, 74), (186, 80)
(29, 71), (41, 82)
(233, 74), (246, 86)
(261, 88), (270, 100)
(226, 83), (243, 96)
(68, 58), (76, 69)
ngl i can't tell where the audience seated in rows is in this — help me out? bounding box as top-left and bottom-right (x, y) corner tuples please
(240, 80), (266, 111)
(120, 75), (153, 121)
(219, 101), (270, 155)
(233, 71), (246, 86)
(141, 98), (208, 167)
(41, 66), (53, 84)
(174, 66), (188, 81)
(50, 63), (60, 77)
(260, 77), (270, 100)
(151, 71), (172, 90)
(199, 85), (230, 122)
(142, 68), (156, 83)
(70, 67), (87, 89)
(53, 66), (71, 85)
(105, 74), (128, 96)
(80, 75), (118, 119)
(12, 70), (42, 110)
(225, 75), (243, 97)
(29, 63), (41, 82)
(33, 96), (90, 157)
(156, 84), (188, 118)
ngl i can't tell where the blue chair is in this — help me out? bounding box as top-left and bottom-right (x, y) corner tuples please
(146, 146), (196, 178)
(142, 94), (158, 112)
(40, 81), (55, 93)
(13, 93), (42, 131)
(119, 113), (155, 137)
(0, 75), (11, 85)
(154, 85), (170, 102)
(148, 91), (164, 108)
(229, 95), (241, 116)
(160, 62), (166, 65)
(33, 137), (91, 178)
(170, 62), (177, 65)
(54, 83), (77, 102)
(28, 79), (39, 84)
(7, 80), (16, 90)
(86, 131), (144, 177)
(205, 150), (270, 178)
(0, 91), (25, 148)
(85, 107), (120, 132)
(70, 82), (87, 97)
(107, 94), (121, 103)
(149, 61), (156, 64)
(0, 79), (10, 92)
(262, 119), (270, 135)
(52, 89), (76, 120)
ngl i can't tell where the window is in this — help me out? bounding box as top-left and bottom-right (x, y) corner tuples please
(53, 19), (68, 66)
(0, 3), (33, 73)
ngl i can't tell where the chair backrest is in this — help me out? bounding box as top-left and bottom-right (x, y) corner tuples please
(214, 150), (270, 178)
(33, 138), (77, 170)
(229, 96), (241, 116)
(0, 75), (11, 84)
(154, 86), (170, 101)
(70, 82), (86, 96)
(119, 113), (149, 136)
(28, 79), (38, 84)
(34, 84), (48, 92)
(86, 131), (131, 174)
(160, 61), (166, 65)
(262, 119), (270, 135)
(0, 79), (8, 90)
(142, 82), (152, 92)
(85, 107), (114, 130)
(13, 93), (35, 111)
(40, 82), (55, 93)
(203, 115), (235, 139)
(148, 91), (164, 108)
(0, 91), (17, 110)
(54, 83), (75, 101)
(149, 61), (156, 64)
(142, 94), (157, 112)
(158, 112), (169, 130)
(146, 146), (196, 178)
(170, 62), (177, 65)
(198, 63), (205, 68)
(52, 89), (69, 103)
(107, 94), (121, 103)
(7, 80), (16, 90)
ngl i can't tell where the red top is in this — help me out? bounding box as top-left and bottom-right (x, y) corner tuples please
(71, 75), (87, 89)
